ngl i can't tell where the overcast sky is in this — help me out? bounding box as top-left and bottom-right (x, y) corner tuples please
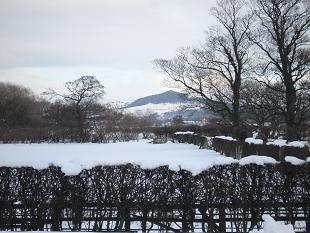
(0, 0), (217, 102)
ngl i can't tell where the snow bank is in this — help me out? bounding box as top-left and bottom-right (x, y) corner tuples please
(250, 214), (295, 233)
(214, 136), (237, 141)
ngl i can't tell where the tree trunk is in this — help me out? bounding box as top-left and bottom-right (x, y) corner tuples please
(285, 80), (298, 141)
(232, 77), (241, 139)
(75, 106), (84, 142)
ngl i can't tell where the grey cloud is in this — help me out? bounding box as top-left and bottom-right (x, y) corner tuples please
(0, 0), (217, 101)
(0, 0), (216, 68)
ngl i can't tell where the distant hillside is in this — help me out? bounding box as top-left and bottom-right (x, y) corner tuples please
(127, 90), (188, 108)
(125, 90), (214, 123)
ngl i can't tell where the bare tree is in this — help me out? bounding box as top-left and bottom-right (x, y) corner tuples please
(241, 80), (285, 139)
(43, 76), (105, 142)
(155, 0), (253, 138)
(250, 0), (310, 141)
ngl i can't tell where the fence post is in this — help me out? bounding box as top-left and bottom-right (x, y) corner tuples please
(219, 206), (226, 233)
(305, 206), (310, 233)
(142, 209), (147, 233)
(124, 207), (130, 232)
(236, 142), (242, 159)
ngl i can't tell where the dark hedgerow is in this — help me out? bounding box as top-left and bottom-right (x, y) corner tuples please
(0, 163), (309, 232)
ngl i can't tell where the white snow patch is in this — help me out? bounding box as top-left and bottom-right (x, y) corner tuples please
(175, 131), (195, 135)
(285, 156), (305, 165)
(215, 136), (237, 141)
(239, 156), (278, 166)
(267, 139), (308, 148)
(245, 138), (264, 145)
(126, 103), (183, 115)
(267, 139), (287, 147)
(287, 141), (308, 148)
(242, 138), (309, 148)
(249, 214), (295, 233)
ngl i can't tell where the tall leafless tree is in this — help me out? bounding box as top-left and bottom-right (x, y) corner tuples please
(155, 0), (253, 138)
(250, 0), (310, 141)
(43, 76), (105, 142)
(241, 80), (284, 138)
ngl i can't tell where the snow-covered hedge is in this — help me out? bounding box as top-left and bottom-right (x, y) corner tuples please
(0, 163), (309, 231)
(212, 137), (310, 160)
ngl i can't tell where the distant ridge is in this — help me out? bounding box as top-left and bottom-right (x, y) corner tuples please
(126, 90), (188, 108)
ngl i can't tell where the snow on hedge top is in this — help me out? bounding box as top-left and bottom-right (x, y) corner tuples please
(0, 140), (234, 175)
(267, 139), (308, 148)
(215, 136), (237, 141)
(245, 138), (308, 148)
(249, 214), (295, 233)
(174, 131), (195, 135)
(285, 156), (305, 165)
(245, 138), (264, 144)
(0, 140), (306, 176)
(239, 156), (278, 166)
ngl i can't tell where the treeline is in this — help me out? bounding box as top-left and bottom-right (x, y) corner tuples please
(155, 0), (310, 141)
(0, 78), (245, 143)
(0, 77), (156, 143)
(0, 163), (309, 232)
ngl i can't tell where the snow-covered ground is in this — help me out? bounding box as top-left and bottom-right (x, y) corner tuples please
(0, 140), (308, 176)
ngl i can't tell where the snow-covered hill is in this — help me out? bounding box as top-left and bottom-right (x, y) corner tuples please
(125, 90), (213, 122)
(127, 90), (188, 108)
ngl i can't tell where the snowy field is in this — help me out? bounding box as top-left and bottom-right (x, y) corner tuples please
(0, 140), (308, 176)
